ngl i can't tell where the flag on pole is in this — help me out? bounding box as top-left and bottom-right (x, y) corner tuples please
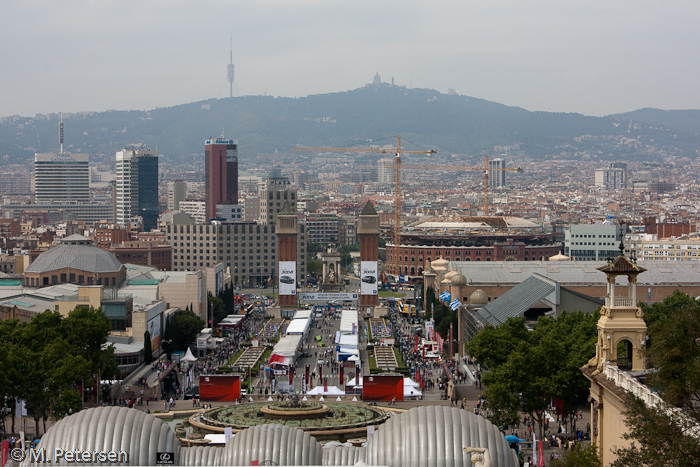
(449, 298), (462, 311)
(440, 291), (451, 302)
(532, 433), (537, 467)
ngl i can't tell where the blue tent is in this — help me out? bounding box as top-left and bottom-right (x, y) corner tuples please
(504, 436), (526, 454)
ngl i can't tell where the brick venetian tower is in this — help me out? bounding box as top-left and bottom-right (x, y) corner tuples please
(358, 201), (380, 315)
(276, 202), (298, 315)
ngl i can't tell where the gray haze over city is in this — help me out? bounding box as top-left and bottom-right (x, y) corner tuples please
(2, 0), (699, 118)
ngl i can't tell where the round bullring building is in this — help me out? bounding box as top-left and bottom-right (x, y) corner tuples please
(24, 234), (126, 287)
(386, 214), (562, 280)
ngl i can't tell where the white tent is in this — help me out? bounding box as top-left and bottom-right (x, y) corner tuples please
(347, 355), (360, 362)
(403, 377), (420, 387)
(306, 385), (345, 396)
(181, 348), (197, 362)
(404, 386), (422, 398)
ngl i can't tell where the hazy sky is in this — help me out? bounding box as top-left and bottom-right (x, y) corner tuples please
(2, 1), (699, 118)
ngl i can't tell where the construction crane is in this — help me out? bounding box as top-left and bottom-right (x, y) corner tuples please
(292, 136), (436, 280)
(402, 155), (523, 216)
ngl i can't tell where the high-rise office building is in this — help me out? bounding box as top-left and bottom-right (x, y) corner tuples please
(34, 120), (90, 204)
(595, 162), (628, 190)
(377, 158), (395, 185)
(115, 148), (160, 231)
(172, 180), (187, 211)
(259, 170), (296, 225)
(34, 152), (90, 203)
(488, 158), (506, 188)
(204, 138), (238, 221)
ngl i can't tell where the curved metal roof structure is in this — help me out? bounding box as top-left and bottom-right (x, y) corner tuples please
(22, 406), (180, 466)
(366, 405), (518, 467)
(25, 243), (124, 274)
(25, 406), (518, 467)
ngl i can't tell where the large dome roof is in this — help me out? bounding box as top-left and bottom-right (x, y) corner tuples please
(25, 237), (123, 274)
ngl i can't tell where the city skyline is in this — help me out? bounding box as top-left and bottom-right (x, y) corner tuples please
(1, 1), (699, 118)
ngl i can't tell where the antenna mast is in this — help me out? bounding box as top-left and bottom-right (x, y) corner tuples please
(227, 37), (235, 98)
(59, 115), (64, 153)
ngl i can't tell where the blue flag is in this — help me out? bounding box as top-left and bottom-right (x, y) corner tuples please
(440, 291), (451, 302)
(449, 299), (462, 311)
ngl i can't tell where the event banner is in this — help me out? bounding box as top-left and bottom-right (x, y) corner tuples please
(147, 316), (161, 353)
(298, 292), (358, 301)
(278, 261), (297, 296)
(199, 375), (241, 402)
(360, 261), (378, 295)
(362, 375), (403, 402)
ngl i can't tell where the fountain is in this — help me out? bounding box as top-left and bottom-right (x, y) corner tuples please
(189, 393), (390, 441)
(260, 394), (330, 420)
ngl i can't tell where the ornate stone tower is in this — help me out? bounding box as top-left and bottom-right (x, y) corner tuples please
(358, 201), (380, 315)
(276, 202), (298, 317)
(589, 245), (648, 373)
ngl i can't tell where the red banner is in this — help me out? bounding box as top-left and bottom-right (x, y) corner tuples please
(363, 375), (403, 401)
(1, 439), (8, 467)
(199, 375), (241, 402)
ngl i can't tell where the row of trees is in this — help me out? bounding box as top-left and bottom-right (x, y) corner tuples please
(0, 307), (118, 435)
(465, 311), (599, 439)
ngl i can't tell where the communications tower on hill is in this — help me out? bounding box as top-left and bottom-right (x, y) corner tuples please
(228, 38), (235, 98)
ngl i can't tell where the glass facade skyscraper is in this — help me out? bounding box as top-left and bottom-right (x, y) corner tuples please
(116, 148), (160, 231)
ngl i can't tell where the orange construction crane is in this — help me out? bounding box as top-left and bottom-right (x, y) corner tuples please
(292, 136), (436, 280)
(402, 155), (522, 216)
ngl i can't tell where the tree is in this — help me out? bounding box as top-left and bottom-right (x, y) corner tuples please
(207, 294), (227, 328)
(51, 388), (83, 422)
(20, 334), (90, 435)
(144, 331), (153, 363)
(639, 289), (697, 337)
(466, 312), (598, 439)
(550, 443), (602, 467)
(614, 396), (700, 467)
(466, 318), (531, 369)
(423, 284), (435, 319)
(62, 305), (119, 392)
(164, 309), (204, 355)
(613, 292), (700, 466)
(0, 308), (118, 434)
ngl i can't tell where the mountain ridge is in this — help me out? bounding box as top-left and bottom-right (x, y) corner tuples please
(1, 85), (698, 166)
